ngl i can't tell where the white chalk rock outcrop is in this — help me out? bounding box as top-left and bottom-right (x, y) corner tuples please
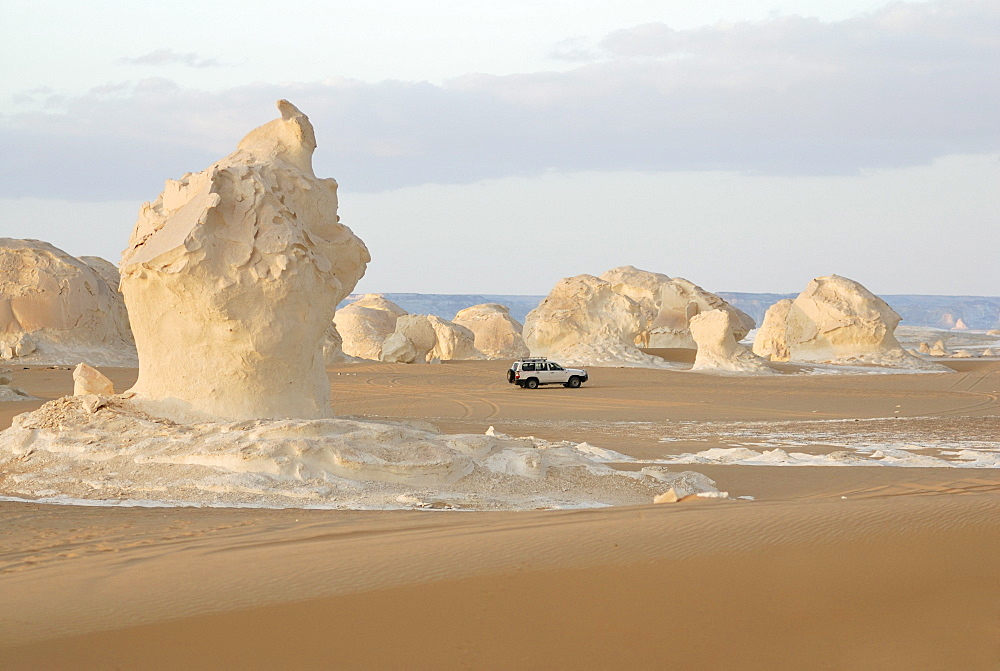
(690, 310), (773, 375)
(648, 277), (754, 349)
(0, 395), (720, 510)
(598, 266), (673, 343)
(752, 275), (942, 369)
(598, 266), (753, 349)
(337, 294), (407, 360)
(524, 274), (668, 368)
(452, 303), (528, 359)
(0, 239), (135, 366)
(73, 363), (114, 396)
(928, 340), (950, 357)
(322, 322), (359, 365)
(380, 314), (483, 363)
(120, 100), (370, 422)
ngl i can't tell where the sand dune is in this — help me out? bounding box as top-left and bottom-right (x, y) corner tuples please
(1, 360), (998, 668)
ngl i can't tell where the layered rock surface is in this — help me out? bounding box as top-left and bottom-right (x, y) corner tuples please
(0, 239), (135, 366)
(452, 303), (528, 360)
(751, 275), (943, 369)
(119, 100), (370, 422)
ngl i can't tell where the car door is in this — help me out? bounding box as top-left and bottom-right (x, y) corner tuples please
(547, 362), (565, 383)
(536, 362), (555, 384)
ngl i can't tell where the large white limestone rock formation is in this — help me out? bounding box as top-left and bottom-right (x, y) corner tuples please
(380, 314), (483, 363)
(648, 277), (754, 349)
(120, 100), (370, 422)
(336, 294), (408, 360)
(598, 266), (753, 349)
(321, 322), (358, 365)
(79, 256), (123, 292)
(598, 266), (672, 343)
(428, 315), (484, 361)
(751, 275), (942, 369)
(0, 239), (135, 366)
(690, 309), (774, 375)
(452, 303), (529, 359)
(524, 274), (668, 367)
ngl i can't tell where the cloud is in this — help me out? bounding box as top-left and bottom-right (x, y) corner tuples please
(549, 37), (602, 62)
(1, 0), (996, 201)
(118, 49), (222, 68)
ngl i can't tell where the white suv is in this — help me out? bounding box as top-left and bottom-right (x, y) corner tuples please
(507, 358), (589, 389)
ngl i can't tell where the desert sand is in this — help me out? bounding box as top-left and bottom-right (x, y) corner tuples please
(1, 359), (998, 669)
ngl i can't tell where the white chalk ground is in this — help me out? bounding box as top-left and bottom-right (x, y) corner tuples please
(3, 340), (138, 368)
(650, 416), (1000, 468)
(0, 386), (36, 401)
(894, 325), (1000, 354)
(0, 395), (719, 511)
(2, 395), (996, 511)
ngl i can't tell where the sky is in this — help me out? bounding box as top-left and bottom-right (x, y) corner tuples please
(1, 0), (997, 296)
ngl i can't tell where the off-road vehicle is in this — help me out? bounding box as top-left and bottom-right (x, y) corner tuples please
(507, 357), (588, 389)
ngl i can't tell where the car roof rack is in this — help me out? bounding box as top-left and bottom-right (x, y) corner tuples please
(519, 357), (548, 362)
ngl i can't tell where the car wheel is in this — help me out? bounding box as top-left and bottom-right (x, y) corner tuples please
(565, 376), (581, 388)
(525, 378), (539, 389)
(507, 369), (515, 383)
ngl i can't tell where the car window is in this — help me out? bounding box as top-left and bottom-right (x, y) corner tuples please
(522, 363), (535, 371)
(538, 363), (549, 371)
(549, 363), (563, 370)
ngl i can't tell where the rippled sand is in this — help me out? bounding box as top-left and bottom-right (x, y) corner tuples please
(1, 360), (998, 669)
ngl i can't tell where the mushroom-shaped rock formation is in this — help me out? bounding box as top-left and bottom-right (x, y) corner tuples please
(452, 303), (528, 360)
(524, 274), (668, 368)
(380, 314), (483, 363)
(690, 309), (773, 375)
(336, 294), (408, 360)
(751, 275), (941, 369)
(120, 100), (370, 422)
(0, 239), (135, 366)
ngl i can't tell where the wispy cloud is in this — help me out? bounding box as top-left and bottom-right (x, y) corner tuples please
(118, 49), (222, 68)
(2, 0), (997, 201)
